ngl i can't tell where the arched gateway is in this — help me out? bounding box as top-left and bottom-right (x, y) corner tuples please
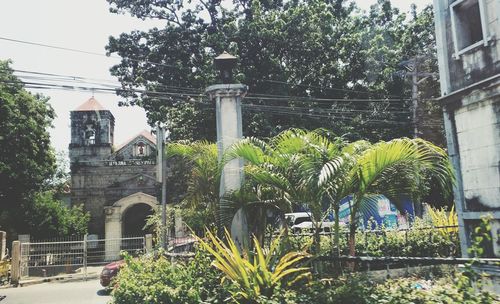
(104, 192), (158, 260)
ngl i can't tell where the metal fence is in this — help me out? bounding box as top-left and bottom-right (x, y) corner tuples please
(19, 235), (148, 279)
(267, 225), (461, 258)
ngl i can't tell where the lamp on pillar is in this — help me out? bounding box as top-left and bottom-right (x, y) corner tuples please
(214, 51), (237, 84)
(207, 51), (249, 249)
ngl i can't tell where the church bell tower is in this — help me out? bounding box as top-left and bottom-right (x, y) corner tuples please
(69, 97), (115, 162)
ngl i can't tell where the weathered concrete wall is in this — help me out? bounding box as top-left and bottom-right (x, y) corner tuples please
(434, 0), (500, 257)
(455, 97), (500, 211)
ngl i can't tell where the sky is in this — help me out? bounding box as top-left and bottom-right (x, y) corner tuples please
(0, 0), (432, 153)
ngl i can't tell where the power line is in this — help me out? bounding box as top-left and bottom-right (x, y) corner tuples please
(242, 103), (411, 115)
(243, 106), (419, 126)
(0, 79), (441, 127)
(3, 66), (412, 103)
(245, 95), (409, 103)
(258, 79), (403, 98)
(0, 36), (187, 70)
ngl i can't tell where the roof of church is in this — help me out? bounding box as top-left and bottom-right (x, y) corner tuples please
(115, 130), (156, 151)
(74, 97), (108, 111)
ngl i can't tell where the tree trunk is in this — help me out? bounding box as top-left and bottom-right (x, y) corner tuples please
(334, 204), (340, 257)
(348, 221), (356, 256)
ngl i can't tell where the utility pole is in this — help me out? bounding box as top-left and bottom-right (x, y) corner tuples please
(156, 124), (168, 250)
(400, 55), (437, 138)
(411, 60), (419, 138)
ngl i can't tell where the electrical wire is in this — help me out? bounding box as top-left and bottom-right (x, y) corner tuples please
(0, 36), (414, 99)
(258, 79), (402, 98)
(0, 36), (188, 70)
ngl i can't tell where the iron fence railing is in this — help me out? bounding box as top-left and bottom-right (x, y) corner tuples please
(310, 255), (500, 277)
(19, 235), (147, 279)
(266, 225), (461, 258)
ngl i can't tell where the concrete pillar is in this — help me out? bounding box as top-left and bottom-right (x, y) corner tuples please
(145, 234), (153, 254)
(104, 206), (122, 261)
(0, 231), (5, 260)
(11, 241), (20, 285)
(206, 84), (249, 248)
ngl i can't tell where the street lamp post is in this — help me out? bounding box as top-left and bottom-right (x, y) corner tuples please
(206, 51), (248, 249)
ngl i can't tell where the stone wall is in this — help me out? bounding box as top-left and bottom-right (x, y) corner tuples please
(71, 162), (157, 236)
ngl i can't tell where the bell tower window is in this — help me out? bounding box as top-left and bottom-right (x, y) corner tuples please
(84, 124), (96, 145)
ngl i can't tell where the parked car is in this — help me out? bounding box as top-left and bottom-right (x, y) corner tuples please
(284, 212), (312, 227)
(291, 221), (337, 233)
(100, 260), (125, 288)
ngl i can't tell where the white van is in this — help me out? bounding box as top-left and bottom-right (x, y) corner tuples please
(284, 212), (312, 227)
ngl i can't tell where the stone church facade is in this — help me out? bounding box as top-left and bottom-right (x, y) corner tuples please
(69, 97), (159, 240)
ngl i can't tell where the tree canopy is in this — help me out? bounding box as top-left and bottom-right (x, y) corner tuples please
(0, 60), (89, 239)
(106, 0), (443, 144)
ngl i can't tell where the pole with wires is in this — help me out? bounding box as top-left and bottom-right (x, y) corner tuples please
(156, 124), (168, 250)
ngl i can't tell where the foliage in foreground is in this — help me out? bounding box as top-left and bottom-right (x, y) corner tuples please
(196, 229), (311, 303)
(112, 250), (228, 304)
(112, 251), (497, 304)
(297, 217), (460, 258)
(228, 129), (454, 256)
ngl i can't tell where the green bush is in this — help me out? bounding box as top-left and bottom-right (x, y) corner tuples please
(111, 249), (229, 304)
(371, 277), (496, 304)
(301, 218), (460, 257)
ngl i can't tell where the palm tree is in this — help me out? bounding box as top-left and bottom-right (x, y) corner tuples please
(319, 137), (455, 256)
(167, 141), (222, 232)
(228, 129), (344, 253)
(230, 131), (454, 256)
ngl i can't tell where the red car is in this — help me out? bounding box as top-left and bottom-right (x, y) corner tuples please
(100, 260), (125, 287)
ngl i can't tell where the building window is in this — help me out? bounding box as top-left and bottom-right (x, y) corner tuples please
(450, 0), (489, 57)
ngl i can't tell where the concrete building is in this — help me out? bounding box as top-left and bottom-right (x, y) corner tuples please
(433, 0), (499, 257)
(69, 97), (159, 242)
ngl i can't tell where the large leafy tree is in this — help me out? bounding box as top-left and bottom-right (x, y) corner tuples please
(0, 60), (89, 239)
(0, 60), (56, 236)
(106, 0), (442, 143)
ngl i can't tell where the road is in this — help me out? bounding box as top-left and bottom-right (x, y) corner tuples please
(0, 279), (111, 304)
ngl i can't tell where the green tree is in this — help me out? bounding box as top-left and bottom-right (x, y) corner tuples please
(319, 137), (454, 256)
(229, 129), (346, 252)
(0, 60), (89, 239)
(0, 60), (56, 237)
(105, 0), (441, 143)
(167, 141), (221, 232)
(25, 192), (89, 239)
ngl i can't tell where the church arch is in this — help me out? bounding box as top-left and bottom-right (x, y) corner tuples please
(104, 192), (158, 260)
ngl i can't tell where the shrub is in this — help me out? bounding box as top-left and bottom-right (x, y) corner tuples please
(371, 276), (496, 304)
(196, 229), (312, 303)
(111, 249), (228, 304)
(310, 218), (460, 258)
